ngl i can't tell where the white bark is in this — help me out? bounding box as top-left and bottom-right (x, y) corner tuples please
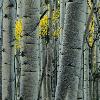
(83, 43), (90, 100)
(60, 0), (65, 29)
(55, 1), (86, 100)
(83, 1), (90, 99)
(20, 0), (40, 100)
(39, 1), (47, 100)
(15, 0), (22, 99)
(77, 67), (83, 100)
(17, 0), (22, 18)
(2, 0), (16, 100)
(59, 0), (65, 57)
(0, 0), (2, 99)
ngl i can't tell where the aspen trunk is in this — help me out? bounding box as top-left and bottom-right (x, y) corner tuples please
(2, 0), (16, 100)
(51, 0), (58, 99)
(20, 0), (40, 100)
(0, 1), (2, 99)
(95, 0), (100, 99)
(83, 43), (90, 100)
(96, 39), (100, 100)
(15, 0), (22, 99)
(55, 1), (86, 100)
(46, 1), (52, 100)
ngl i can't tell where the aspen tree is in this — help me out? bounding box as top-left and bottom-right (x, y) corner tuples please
(2, 0), (16, 99)
(45, 0), (53, 100)
(20, 0), (40, 99)
(0, 0), (2, 99)
(55, 1), (86, 100)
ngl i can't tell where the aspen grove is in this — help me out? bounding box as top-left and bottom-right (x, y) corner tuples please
(0, 0), (100, 100)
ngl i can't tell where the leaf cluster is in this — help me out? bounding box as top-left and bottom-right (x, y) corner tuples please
(39, 9), (60, 37)
(15, 18), (22, 48)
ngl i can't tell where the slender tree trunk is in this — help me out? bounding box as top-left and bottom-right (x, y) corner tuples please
(82, 2), (90, 100)
(92, 44), (97, 100)
(46, 44), (52, 100)
(89, 48), (93, 100)
(60, 0), (65, 33)
(77, 1), (88, 100)
(51, 0), (58, 99)
(0, 1), (2, 99)
(77, 67), (83, 100)
(17, 0), (22, 18)
(83, 43), (90, 100)
(15, 0), (22, 99)
(20, 0), (40, 99)
(55, 1), (86, 100)
(39, 1), (48, 100)
(2, 0), (16, 100)
(59, 0), (65, 66)
(41, 42), (47, 100)
(96, 39), (100, 100)
(46, 1), (53, 100)
(95, 1), (100, 100)
(11, 1), (16, 100)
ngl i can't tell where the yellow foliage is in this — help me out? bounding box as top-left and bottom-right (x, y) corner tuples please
(39, 15), (48, 37)
(15, 18), (22, 48)
(89, 16), (94, 34)
(88, 33), (94, 47)
(87, 0), (93, 9)
(39, 9), (60, 37)
(52, 9), (60, 22)
(52, 28), (60, 37)
(88, 1), (100, 47)
(87, 0), (94, 47)
(39, 15), (48, 27)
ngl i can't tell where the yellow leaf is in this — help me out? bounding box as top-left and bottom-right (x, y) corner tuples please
(15, 18), (22, 49)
